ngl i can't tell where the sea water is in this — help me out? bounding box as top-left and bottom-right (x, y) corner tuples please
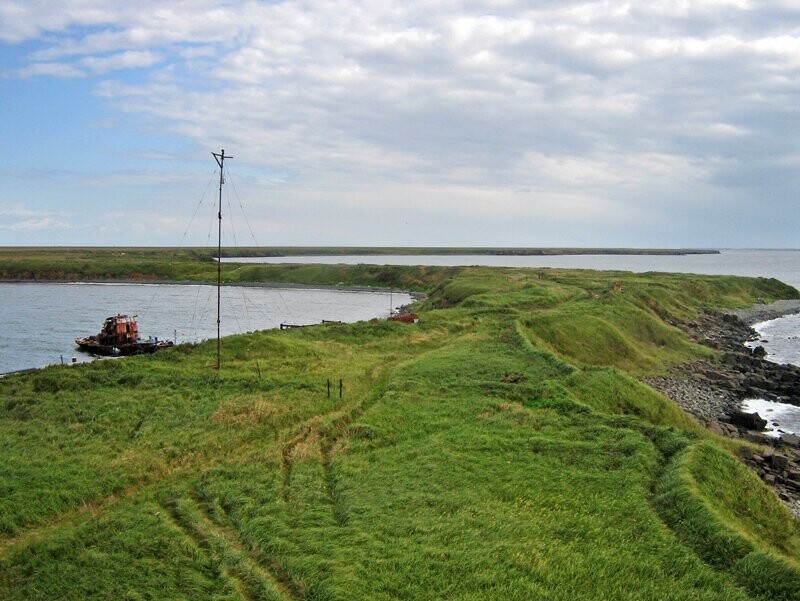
(742, 313), (800, 437)
(741, 398), (800, 438)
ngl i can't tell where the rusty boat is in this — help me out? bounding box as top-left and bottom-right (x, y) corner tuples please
(75, 314), (174, 356)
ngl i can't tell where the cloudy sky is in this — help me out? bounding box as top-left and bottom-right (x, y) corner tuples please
(1, 0), (798, 248)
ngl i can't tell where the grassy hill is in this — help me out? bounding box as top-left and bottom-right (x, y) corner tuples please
(0, 253), (799, 600)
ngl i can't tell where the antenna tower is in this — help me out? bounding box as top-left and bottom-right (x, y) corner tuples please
(212, 149), (233, 370)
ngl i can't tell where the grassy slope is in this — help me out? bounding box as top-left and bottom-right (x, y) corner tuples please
(1, 253), (799, 600)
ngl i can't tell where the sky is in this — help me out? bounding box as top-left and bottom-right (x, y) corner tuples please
(0, 0), (798, 249)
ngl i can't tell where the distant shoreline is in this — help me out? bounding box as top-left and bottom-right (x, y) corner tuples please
(215, 247), (723, 258)
(0, 278), (424, 298)
(0, 245), (721, 257)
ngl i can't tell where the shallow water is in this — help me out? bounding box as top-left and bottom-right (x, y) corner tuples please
(0, 282), (411, 374)
(740, 313), (800, 436)
(742, 398), (800, 437)
(746, 313), (800, 367)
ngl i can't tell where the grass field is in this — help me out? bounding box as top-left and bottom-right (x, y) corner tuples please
(0, 250), (798, 600)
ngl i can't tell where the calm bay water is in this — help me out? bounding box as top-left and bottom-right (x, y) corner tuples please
(0, 283), (410, 374)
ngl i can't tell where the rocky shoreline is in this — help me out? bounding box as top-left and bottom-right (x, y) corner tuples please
(643, 299), (800, 518)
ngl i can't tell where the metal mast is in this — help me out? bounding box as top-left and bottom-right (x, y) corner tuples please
(212, 149), (233, 370)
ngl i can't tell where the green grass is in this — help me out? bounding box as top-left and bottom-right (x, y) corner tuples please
(1, 254), (799, 599)
(0, 247), (456, 291)
(654, 441), (800, 600)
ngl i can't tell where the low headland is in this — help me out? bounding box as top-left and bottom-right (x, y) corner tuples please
(1, 247), (799, 600)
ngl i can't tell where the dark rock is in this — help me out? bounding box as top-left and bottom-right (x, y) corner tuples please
(764, 474), (776, 485)
(730, 410), (767, 430)
(752, 346), (767, 358)
(746, 432), (774, 445)
(772, 454), (789, 471)
(707, 421), (726, 436)
(780, 433), (800, 447)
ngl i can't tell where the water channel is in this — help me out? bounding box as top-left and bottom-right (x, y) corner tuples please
(0, 282), (410, 374)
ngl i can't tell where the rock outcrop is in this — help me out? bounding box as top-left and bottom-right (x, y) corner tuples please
(643, 305), (800, 518)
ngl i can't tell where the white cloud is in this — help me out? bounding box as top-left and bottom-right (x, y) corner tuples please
(707, 122), (750, 137)
(81, 50), (161, 73)
(17, 61), (85, 78)
(1, 0), (800, 246)
(0, 217), (72, 231)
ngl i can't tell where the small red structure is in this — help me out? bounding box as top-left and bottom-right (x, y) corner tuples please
(388, 314), (420, 324)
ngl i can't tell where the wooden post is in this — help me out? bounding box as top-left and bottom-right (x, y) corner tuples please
(327, 379), (331, 399)
(339, 379), (343, 399)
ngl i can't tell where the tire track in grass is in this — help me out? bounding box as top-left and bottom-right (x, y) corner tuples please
(0, 476), (157, 559)
(280, 347), (451, 526)
(164, 495), (295, 601)
(159, 502), (254, 601)
(277, 366), (390, 505)
(0, 445), (238, 559)
(195, 496), (308, 601)
(279, 424), (317, 503)
(319, 437), (349, 526)
(313, 366), (402, 527)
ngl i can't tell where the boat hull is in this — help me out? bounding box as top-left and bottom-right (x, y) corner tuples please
(75, 337), (174, 356)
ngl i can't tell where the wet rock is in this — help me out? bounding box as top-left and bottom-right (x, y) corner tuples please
(639, 305), (800, 518)
(730, 410), (768, 430)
